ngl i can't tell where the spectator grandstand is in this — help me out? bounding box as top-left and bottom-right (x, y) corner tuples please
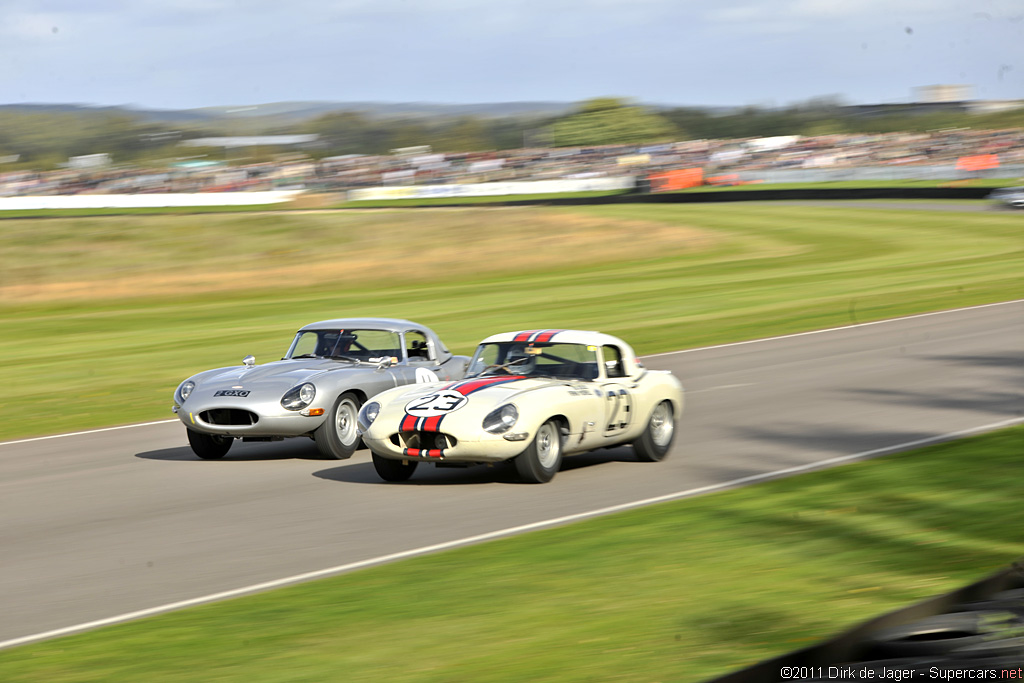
(1, 128), (1022, 199)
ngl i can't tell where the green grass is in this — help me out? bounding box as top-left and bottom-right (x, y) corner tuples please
(1, 426), (1020, 682)
(1, 203), (1021, 441)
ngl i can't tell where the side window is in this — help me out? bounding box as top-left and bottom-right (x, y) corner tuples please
(406, 331), (433, 361)
(602, 345), (626, 378)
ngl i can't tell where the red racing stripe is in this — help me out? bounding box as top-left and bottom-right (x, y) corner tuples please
(450, 376), (525, 395)
(403, 448), (444, 458)
(400, 414), (418, 432)
(534, 329), (563, 343)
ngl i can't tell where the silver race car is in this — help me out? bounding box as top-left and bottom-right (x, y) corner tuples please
(358, 329), (684, 483)
(173, 318), (469, 460)
(987, 186), (1024, 210)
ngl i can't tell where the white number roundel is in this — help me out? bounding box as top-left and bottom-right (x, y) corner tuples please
(405, 390), (468, 417)
(415, 367), (439, 383)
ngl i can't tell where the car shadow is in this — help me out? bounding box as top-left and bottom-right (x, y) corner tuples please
(313, 460), (522, 485)
(135, 438), (325, 462)
(559, 445), (638, 471)
(313, 445), (636, 485)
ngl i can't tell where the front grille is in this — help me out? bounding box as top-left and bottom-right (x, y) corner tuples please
(201, 409), (259, 426)
(392, 431), (457, 450)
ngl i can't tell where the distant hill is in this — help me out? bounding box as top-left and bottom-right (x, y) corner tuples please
(0, 101), (579, 125)
(0, 103), (214, 123)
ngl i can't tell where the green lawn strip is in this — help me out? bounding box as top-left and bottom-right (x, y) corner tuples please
(1, 426), (1020, 682)
(1, 204), (1021, 441)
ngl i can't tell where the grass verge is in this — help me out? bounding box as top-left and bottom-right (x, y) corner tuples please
(1, 425), (1020, 681)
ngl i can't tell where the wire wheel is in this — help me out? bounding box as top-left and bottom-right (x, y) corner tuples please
(634, 400), (675, 462)
(515, 419), (563, 483)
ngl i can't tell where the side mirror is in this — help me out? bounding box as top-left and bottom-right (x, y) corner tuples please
(243, 355), (256, 367)
(376, 356), (398, 370)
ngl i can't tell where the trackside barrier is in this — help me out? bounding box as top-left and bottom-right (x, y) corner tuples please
(346, 177), (636, 201)
(342, 186), (999, 208)
(706, 559), (1024, 682)
(0, 191), (306, 211)
(627, 187), (998, 203)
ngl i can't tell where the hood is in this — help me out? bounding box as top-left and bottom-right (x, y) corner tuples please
(391, 376), (570, 413)
(194, 359), (366, 394)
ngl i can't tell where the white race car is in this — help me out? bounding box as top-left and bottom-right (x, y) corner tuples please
(357, 329), (684, 483)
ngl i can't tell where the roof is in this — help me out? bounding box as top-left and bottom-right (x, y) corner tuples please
(479, 329), (632, 350)
(298, 318), (427, 333)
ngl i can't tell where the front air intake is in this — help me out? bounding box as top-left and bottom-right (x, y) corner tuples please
(200, 409), (259, 426)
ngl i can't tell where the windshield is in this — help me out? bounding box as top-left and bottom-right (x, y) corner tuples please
(466, 341), (600, 381)
(286, 328), (401, 361)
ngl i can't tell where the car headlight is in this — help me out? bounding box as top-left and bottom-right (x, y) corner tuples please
(357, 401), (380, 433)
(483, 404), (518, 434)
(176, 380), (195, 404)
(281, 382), (316, 411)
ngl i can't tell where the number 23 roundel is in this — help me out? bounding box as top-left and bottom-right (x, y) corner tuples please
(404, 390), (468, 417)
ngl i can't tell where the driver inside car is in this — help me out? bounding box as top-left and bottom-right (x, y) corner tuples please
(502, 347), (537, 375)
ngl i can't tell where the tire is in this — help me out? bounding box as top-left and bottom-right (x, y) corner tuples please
(372, 452), (418, 482)
(187, 429), (233, 460)
(314, 392), (363, 460)
(514, 419), (563, 483)
(633, 400), (675, 462)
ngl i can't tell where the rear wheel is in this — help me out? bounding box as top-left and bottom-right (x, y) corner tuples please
(187, 429), (233, 460)
(372, 452), (418, 482)
(514, 419), (562, 483)
(315, 392), (362, 460)
(633, 400), (674, 462)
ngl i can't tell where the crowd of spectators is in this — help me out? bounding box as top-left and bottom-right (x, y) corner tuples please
(2, 128), (1022, 198)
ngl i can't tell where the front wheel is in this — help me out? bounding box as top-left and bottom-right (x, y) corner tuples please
(514, 419), (563, 483)
(314, 392), (363, 460)
(372, 452), (418, 482)
(633, 400), (675, 462)
(187, 429), (233, 460)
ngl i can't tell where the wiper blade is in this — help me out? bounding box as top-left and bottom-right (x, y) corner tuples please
(328, 355), (363, 363)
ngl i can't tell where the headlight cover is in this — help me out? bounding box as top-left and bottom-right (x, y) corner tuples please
(357, 401), (380, 433)
(483, 404), (518, 434)
(281, 382), (316, 411)
(176, 380), (195, 404)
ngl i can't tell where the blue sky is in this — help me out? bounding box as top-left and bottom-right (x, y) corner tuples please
(1, 0), (1021, 110)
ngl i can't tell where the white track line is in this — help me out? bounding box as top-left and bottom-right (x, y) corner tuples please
(0, 420), (177, 447)
(1, 415), (1021, 650)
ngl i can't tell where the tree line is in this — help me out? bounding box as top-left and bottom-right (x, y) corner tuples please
(2, 97), (1022, 170)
